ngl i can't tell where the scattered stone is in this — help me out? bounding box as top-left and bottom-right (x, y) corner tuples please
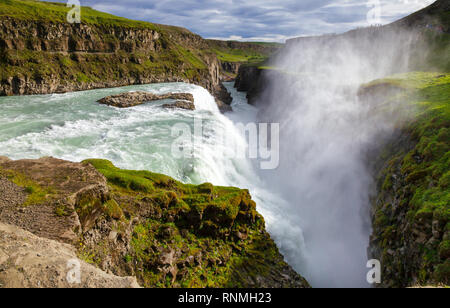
(185, 256), (195, 267)
(158, 248), (176, 266)
(235, 231), (248, 241)
(0, 157), (107, 244)
(162, 100), (195, 110)
(108, 231), (118, 242)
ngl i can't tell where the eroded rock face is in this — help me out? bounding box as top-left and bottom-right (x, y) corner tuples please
(0, 157), (310, 288)
(97, 91), (194, 108)
(360, 80), (450, 287)
(0, 17), (232, 112)
(214, 83), (233, 113)
(0, 223), (140, 288)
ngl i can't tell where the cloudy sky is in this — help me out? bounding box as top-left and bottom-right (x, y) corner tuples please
(58, 0), (435, 42)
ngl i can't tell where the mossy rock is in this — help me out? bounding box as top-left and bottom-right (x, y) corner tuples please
(80, 159), (308, 288)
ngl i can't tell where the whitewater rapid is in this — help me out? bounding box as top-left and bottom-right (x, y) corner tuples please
(0, 82), (306, 279)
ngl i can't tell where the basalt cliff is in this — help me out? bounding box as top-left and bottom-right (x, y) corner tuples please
(0, 0), (277, 111)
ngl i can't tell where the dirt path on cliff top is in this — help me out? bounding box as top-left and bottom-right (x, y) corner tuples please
(0, 177), (27, 208)
(0, 156), (107, 244)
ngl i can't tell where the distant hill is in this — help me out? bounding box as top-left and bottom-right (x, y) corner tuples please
(284, 0), (449, 72)
(393, 0), (449, 31)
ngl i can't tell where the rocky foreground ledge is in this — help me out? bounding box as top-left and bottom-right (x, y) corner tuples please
(0, 156), (310, 288)
(0, 223), (140, 288)
(98, 91), (196, 110)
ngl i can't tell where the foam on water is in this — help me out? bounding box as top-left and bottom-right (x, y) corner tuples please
(0, 83), (307, 275)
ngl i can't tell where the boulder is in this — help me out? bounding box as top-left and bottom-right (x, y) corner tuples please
(0, 223), (140, 288)
(162, 100), (195, 110)
(97, 91), (194, 108)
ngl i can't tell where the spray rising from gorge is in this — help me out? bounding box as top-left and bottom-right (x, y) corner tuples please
(253, 26), (427, 287)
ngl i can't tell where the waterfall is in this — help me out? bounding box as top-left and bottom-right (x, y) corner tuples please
(252, 27), (423, 287)
(0, 82), (307, 282)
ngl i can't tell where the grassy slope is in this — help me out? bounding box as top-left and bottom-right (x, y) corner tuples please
(80, 159), (306, 288)
(210, 46), (270, 63)
(393, 0), (450, 31)
(0, 1), (280, 64)
(0, 0), (159, 29)
(207, 40), (283, 64)
(212, 48), (265, 63)
(365, 72), (449, 286)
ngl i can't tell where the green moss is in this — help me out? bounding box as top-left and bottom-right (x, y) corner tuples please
(371, 74), (449, 227)
(367, 71), (450, 287)
(104, 199), (124, 220)
(439, 240), (450, 259)
(78, 242), (98, 265)
(78, 159), (298, 288)
(374, 210), (390, 228)
(434, 259), (450, 284)
(76, 194), (103, 224)
(54, 203), (71, 217)
(0, 167), (53, 206)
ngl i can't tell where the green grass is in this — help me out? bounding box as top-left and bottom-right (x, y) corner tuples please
(365, 72), (450, 286)
(212, 48), (267, 63)
(208, 41), (282, 64)
(425, 33), (450, 72)
(207, 40), (282, 64)
(76, 159), (303, 288)
(0, 0), (159, 30)
(0, 167), (54, 206)
(366, 72), (450, 90)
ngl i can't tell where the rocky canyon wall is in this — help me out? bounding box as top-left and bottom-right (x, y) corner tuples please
(0, 17), (231, 110)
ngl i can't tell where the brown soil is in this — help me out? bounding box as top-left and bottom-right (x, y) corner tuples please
(0, 157), (108, 244)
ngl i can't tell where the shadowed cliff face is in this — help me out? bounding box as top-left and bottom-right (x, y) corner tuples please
(0, 17), (223, 97)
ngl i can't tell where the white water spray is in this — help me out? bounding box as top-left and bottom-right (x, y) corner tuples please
(254, 27), (423, 287)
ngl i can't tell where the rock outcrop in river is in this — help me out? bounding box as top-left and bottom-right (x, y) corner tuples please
(98, 92), (195, 109)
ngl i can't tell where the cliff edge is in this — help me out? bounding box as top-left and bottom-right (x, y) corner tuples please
(0, 156), (310, 288)
(0, 0), (233, 110)
(361, 72), (449, 287)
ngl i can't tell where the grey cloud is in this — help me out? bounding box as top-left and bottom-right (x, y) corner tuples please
(54, 0), (435, 42)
